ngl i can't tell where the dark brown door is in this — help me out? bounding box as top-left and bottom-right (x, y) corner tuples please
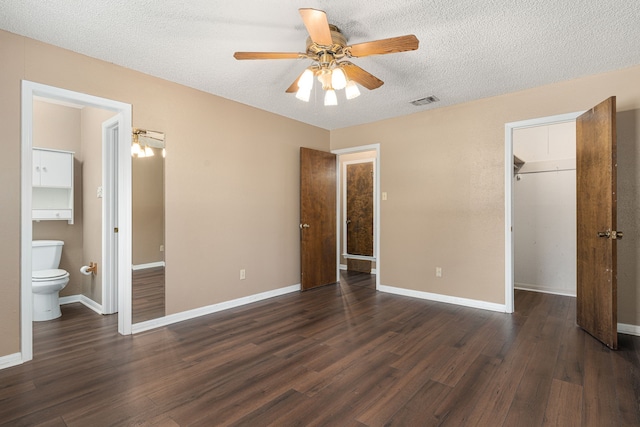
(300, 147), (337, 291)
(346, 161), (374, 273)
(576, 96), (619, 349)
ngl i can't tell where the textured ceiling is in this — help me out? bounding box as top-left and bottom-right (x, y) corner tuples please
(1, 1), (640, 130)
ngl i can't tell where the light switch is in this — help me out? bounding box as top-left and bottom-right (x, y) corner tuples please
(382, 192), (387, 201)
(97, 186), (103, 198)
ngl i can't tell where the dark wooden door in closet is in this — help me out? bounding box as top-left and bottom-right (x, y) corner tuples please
(300, 147), (337, 291)
(576, 96), (619, 349)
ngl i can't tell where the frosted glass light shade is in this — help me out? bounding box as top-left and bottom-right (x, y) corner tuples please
(296, 87), (311, 102)
(324, 89), (338, 106)
(345, 80), (361, 99)
(144, 146), (154, 157)
(298, 69), (314, 91)
(331, 67), (347, 90)
(131, 142), (141, 156)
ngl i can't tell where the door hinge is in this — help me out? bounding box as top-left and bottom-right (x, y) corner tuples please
(114, 227), (119, 233)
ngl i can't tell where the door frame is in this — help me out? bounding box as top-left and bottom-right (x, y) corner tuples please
(333, 144), (381, 289)
(342, 157), (376, 262)
(504, 111), (584, 313)
(20, 81), (132, 362)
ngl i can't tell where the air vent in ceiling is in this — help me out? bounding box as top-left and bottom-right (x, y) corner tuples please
(410, 96), (439, 106)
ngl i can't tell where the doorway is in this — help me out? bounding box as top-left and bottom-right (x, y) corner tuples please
(504, 111), (583, 313)
(333, 144), (381, 290)
(20, 81), (132, 362)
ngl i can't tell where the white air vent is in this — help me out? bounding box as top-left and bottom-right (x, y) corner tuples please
(410, 96), (439, 106)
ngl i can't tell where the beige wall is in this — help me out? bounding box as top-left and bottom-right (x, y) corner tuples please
(617, 109), (640, 327)
(331, 65), (640, 326)
(0, 29), (329, 357)
(80, 106), (117, 303)
(32, 101), (84, 297)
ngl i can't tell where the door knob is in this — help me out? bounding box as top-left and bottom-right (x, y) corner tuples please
(300, 223), (310, 229)
(346, 219), (351, 225)
(597, 229), (623, 239)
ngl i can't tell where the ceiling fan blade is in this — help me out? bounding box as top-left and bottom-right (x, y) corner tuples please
(233, 52), (302, 60)
(348, 35), (419, 58)
(341, 63), (384, 90)
(299, 8), (333, 46)
(285, 71), (305, 93)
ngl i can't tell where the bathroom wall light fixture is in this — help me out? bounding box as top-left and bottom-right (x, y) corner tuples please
(132, 128), (165, 158)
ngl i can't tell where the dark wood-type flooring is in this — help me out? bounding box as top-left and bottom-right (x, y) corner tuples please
(132, 267), (165, 324)
(1, 271), (639, 426)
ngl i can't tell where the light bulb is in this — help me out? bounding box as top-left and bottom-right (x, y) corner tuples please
(298, 69), (314, 91)
(324, 89), (338, 106)
(345, 80), (361, 99)
(144, 146), (154, 157)
(331, 67), (347, 90)
(131, 134), (141, 156)
(296, 87), (311, 102)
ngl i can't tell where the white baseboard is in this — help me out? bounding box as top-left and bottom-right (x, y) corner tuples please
(132, 261), (165, 271)
(131, 284), (301, 334)
(339, 264), (377, 274)
(618, 323), (640, 336)
(378, 284), (507, 313)
(60, 295), (103, 314)
(0, 352), (23, 370)
(515, 282), (576, 297)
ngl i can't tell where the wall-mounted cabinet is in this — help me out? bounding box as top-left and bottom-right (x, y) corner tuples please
(32, 147), (74, 224)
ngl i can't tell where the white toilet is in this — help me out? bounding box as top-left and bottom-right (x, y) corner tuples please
(32, 240), (70, 321)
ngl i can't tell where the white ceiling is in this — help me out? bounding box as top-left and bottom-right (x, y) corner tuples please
(2, 1), (640, 130)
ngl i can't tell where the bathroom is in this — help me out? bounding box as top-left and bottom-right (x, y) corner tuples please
(31, 96), (166, 323)
(32, 98), (116, 317)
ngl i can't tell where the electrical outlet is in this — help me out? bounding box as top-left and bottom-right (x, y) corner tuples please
(159, 245), (164, 252)
(240, 269), (246, 280)
(96, 186), (103, 198)
(436, 267), (442, 277)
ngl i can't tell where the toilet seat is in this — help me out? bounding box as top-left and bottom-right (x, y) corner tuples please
(33, 269), (69, 281)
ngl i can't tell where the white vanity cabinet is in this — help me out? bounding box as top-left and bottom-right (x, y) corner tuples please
(32, 148), (74, 224)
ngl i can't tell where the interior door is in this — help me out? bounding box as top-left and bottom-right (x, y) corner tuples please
(576, 96), (619, 349)
(300, 147), (337, 291)
(346, 161), (374, 273)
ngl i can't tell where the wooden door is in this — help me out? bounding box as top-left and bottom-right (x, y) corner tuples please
(300, 147), (337, 291)
(346, 161), (374, 273)
(576, 96), (619, 349)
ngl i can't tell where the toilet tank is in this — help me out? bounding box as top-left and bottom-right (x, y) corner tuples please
(32, 240), (64, 271)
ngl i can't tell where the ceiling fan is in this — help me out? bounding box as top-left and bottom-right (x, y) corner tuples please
(233, 8), (419, 105)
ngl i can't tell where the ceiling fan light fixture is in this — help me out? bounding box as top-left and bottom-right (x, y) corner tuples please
(345, 80), (361, 99)
(318, 69), (332, 90)
(331, 67), (347, 90)
(324, 89), (338, 106)
(298, 68), (315, 91)
(296, 86), (312, 102)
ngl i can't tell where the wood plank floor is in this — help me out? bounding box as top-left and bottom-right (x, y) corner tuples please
(132, 267), (166, 323)
(1, 271), (639, 426)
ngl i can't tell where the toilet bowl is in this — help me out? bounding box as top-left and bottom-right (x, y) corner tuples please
(32, 240), (70, 321)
